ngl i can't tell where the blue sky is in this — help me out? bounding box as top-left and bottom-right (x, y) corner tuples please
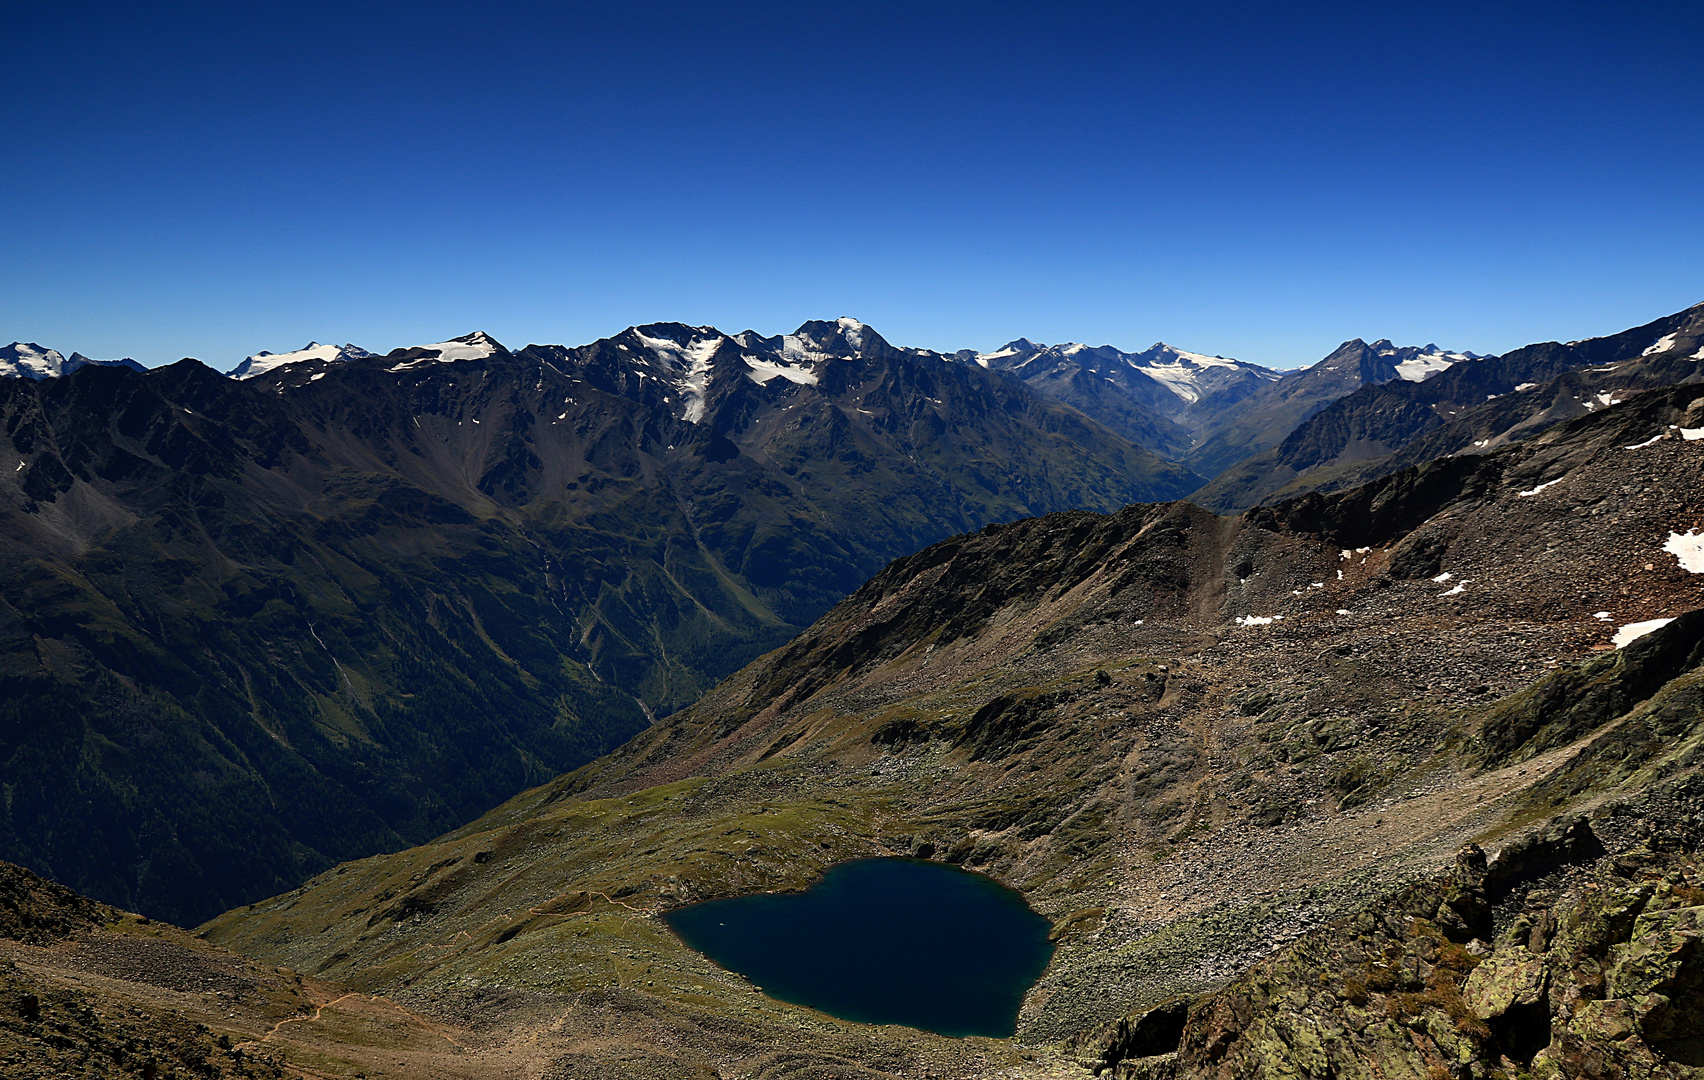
(4, 1), (1701, 369)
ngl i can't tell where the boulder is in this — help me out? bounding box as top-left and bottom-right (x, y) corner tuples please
(1462, 945), (1548, 1020)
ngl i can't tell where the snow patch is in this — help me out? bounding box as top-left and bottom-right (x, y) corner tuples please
(743, 355), (820, 387)
(1133, 345), (1247, 403)
(1235, 615), (1284, 626)
(836, 317), (865, 351)
(1592, 611), (1611, 620)
(231, 341), (374, 379)
(420, 333), (499, 363)
(1514, 382), (1537, 392)
(1431, 572), (1453, 583)
(1642, 333), (1679, 356)
(1517, 477), (1565, 497)
(1681, 428), (1704, 441)
(780, 334), (835, 365)
(1614, 618), (1675, 648)
(387, 333), (501, 370)
(1625, 434), (1666, 450)
(1663, 530), (1704, 573)
(633, 332), (725, 423)
(1393, 350), (1461, 382)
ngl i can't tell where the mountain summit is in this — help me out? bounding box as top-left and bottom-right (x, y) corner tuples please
(0, 343), (143, 380)
(227, 341), (376, 379)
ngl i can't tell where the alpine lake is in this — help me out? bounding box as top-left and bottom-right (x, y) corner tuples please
(662, 858), (1055, 1038)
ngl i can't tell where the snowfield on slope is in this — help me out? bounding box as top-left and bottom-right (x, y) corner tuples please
(1664, 530), (1704, 573)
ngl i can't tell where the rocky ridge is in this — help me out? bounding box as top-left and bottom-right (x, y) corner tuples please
(969, 336), (1482, 479)
(1194, 303), (1704, 511)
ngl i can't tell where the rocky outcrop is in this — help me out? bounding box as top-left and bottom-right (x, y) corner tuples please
(1087, 997), (1195, 1076)
(1121, 798), (1704, 1080)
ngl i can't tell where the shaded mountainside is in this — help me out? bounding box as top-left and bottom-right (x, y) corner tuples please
(203, 383), (1704, 1077)
(0, 322), (1197, 926)
(1180, 339), (1483, 481)
(1195, 303), (1704, 512)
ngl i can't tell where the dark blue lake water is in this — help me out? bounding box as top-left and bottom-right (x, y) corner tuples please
(662, 858), (1054, 1038)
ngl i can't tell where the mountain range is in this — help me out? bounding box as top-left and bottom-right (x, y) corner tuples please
(1194, 304), (1704, 510)
(2, 302), (1703, 1078)
(970, 336), (1481, 478)
(0, 318), (1195, 925)
(193, 367), (1704, 1077)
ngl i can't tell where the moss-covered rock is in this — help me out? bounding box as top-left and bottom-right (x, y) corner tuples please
(1138, 816), (1704, 1080)
(1462, 946), (1547, 1019)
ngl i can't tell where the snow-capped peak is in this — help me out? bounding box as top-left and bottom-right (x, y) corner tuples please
(970, 336), (1277, 402)
(1391, 343), (1480, 383)
(417, 332), (501, 363)
(836, 316), (866, 351)
(1122, 345), (1240, 402)
(1129, 343), (1267, 404)
(628, 326), (729, 424)
(229, 341), (376, 379)
(971, 338), (1044, 367)
(0, 344), (144, 379)
(1140, 343), (1241, 370)
(385, 332), (506, 372)
(780, 318), (878, 361)
(0, 342), (69, 379)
